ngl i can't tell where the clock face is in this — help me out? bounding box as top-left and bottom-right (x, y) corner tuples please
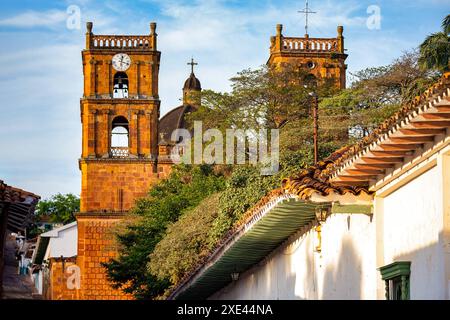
(112, 53), (131, 72)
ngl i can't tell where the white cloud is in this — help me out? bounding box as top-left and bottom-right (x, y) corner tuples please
(0, 10), (68, 28)
(0, 0), (440, 198)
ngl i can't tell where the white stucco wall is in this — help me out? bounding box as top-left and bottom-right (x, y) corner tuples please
(382, 164), (445, 299)
(43, 222), (78, 259)
(210, 212), (376, 300)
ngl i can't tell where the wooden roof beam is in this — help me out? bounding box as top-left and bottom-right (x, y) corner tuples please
(388, 136), (434, 144)
(345, 168), (384, 175)
(378, 144), (422, 151)
(333, 176), (370, 182)
(410, 121), (450, 129)
(360, 156), (404, 164)
(331, 180), (370, 187)
(434, 105), (450, 112)
(369, 150), (413, 157)
(354, 163), (394, 170)
(398, 128), (446, 136)
(420, 113), (450, 120)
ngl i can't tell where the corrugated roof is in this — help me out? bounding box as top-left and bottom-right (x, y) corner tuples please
(170, 195), (330, 299)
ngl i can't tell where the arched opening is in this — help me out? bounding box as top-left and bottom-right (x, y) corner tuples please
(111, 116), (129, 158)
(304, 73), (318, 89)
(113, 72), (129, 98)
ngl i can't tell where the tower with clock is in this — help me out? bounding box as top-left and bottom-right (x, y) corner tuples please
(75, 22), (161, 299)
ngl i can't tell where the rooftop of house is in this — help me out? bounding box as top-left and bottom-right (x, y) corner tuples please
(168, 72), (450, 300)
(0, 180), (40, 233)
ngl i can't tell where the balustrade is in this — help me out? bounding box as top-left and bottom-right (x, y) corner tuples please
(282, 37), (338, 52)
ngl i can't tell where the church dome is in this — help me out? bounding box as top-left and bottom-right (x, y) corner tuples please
(183, 72), (201, 91)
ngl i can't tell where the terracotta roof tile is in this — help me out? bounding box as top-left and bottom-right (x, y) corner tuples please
(319, 72), (450, 181)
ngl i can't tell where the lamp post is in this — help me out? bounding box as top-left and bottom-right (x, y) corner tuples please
(309, 91), (319, 164)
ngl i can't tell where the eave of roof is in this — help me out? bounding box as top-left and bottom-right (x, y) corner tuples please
(1, 180), (40, 232)
(33, 236), (50, 265)
(169, 192), (330, 300)
(40, 221), (77, 238)
(323, 73), (450, 187)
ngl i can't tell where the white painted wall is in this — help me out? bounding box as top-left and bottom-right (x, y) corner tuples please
(209, 143), (449, 300)
(382, 164), (445, 299)
(43, 222), (78, 259)
(210, 213), (376, 300)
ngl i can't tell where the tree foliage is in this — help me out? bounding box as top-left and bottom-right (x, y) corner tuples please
(148, 193), (222, 286)
(186, 64), (337, 132)
(35, 193), (79, 224)
(419, 14), (450, 72)
(103, 164), (226, 299)
(321, 50), (438, 140)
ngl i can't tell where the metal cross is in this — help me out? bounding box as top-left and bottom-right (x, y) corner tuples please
(187, 57), (198, 74)
(298, 0), (316, 36)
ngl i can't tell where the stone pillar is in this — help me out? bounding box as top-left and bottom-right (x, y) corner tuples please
(137, 111), (144, 156)
(107, 61), (112, 98)
(89, 58), (97, 97)
(275, 24), (283, 52)
(150, 22), (157, 51)
(107, 110), (112, 157)
(86, 22), (93, 49)
(337, 26), (344, 54)
(129, 111), (139, 156)
(147, 111), (153, 158)
(136, 61), (141, 98)
(149, 61), (154, 98)
(88, 110), (97, 158)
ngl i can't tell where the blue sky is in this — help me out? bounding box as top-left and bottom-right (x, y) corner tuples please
(0, 0), (448, 199)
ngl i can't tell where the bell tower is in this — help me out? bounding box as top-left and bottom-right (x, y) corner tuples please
(80, 21), (160, 213)
(268, 24), (348, 89)
(76, 22), (160, 300)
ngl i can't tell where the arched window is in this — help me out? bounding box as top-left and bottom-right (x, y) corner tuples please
(111, 116), (129, 158)
(113, 72), (129, 98)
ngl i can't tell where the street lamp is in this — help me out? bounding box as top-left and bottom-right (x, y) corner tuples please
(308, 91), (319, 164)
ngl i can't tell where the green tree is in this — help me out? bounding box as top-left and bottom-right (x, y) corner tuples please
(102, 164), (226, 299)
(35, 193), (79, 224)
(148, 193), (222, 287)
(419, 14), (450, 72)
(187, 64), (338, 132)
(321, 50), (437, 140)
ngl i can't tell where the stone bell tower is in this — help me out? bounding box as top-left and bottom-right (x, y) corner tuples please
(76, 22), (161, 300)
(268, 24), (347, 89)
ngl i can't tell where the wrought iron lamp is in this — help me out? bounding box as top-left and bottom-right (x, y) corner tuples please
(231, 272), (239, 281)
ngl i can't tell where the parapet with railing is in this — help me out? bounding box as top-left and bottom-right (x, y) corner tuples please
(282, 37), (339, 52)
(85, 22), (158, 51)
(270, 24), (345, 55)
